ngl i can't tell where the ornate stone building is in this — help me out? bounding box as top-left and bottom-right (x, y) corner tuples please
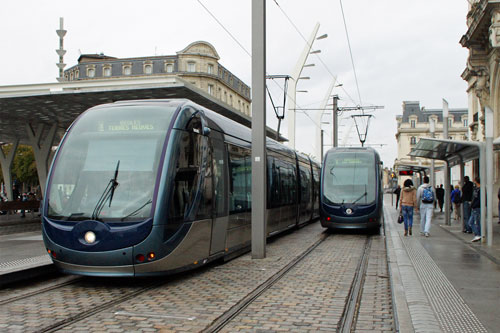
(63, 41), (251, 117)
(395, 101), (468, 184)
(460, 1), (500, 159)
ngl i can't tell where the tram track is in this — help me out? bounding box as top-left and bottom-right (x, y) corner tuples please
(0, 276), (82, 306)
(29, 230), (332, 332)
(338, 235), (372, 332)
(201, 231), (330, 333)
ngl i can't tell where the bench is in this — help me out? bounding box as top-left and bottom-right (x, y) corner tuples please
(0, 201), (41, 217)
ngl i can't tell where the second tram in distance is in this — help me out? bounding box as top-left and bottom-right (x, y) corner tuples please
(320, 147), (383, 231)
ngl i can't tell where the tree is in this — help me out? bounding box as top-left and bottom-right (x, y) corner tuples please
(12, 145), (39, 189)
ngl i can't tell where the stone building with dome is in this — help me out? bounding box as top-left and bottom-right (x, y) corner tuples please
(63, 41), (251, 117)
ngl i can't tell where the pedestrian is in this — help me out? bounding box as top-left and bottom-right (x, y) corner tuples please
(393, 185), (401, 209)
(462, 176), (473, 233)
(417, 176), (435, 237)
(469, 177), (482, 242)
(451, 185), (462, 221)
(436, 184), (445, 212)
(399, 179), (417, 236)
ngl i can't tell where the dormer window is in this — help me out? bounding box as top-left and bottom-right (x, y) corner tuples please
(87, 66), (96, 78)
(103, 66), (112, 77)
(165, 62), (174, 73)
(75, 69), (79, 79)
(144, 63), (153, 74)
(122, 63), (132, 75)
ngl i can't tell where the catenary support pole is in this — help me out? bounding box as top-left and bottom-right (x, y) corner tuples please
(333, 95), (339, 148)
(315, 79), (336, 160)
(251, 0), (267, 259)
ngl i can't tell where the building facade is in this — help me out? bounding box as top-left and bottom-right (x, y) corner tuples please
(461, 0), (500, 182)
(63, 41), (251, 117)
(395, 101), (469, 184)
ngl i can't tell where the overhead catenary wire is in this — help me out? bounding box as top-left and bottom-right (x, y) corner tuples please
(339, 0), (363, 108)
(196, 0), (356, 146)
(197, 0), (326, 134)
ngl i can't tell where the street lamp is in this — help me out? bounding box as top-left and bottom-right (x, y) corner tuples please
(287, 22), (327, 149)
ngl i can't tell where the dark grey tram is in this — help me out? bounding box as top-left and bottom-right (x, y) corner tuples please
(42, 99), (320, 276)
(320, 147), (382, 231)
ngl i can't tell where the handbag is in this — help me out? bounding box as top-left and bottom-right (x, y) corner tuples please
(397, 213), (404, 224)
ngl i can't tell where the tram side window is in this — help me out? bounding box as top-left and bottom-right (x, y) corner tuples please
(267, 156), (281, 208)
(170, 130), (203, 222)
(212, 137), (227, 217)
(299, 165), (311, 204)
(279, 162), (296, 206)
(229, 146), (251, 213)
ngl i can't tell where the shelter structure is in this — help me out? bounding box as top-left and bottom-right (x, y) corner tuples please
(410, 137), (499, 246)
(0, 76), (282, 201)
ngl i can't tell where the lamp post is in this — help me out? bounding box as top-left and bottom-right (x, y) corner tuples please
(287, 23), (327, 149)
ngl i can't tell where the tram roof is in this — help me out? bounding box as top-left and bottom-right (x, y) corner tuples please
(0, 76), (284, 145)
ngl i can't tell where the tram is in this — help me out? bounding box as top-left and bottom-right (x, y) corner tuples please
(320, 147), (382, 230)
(42, 99), (320, 276)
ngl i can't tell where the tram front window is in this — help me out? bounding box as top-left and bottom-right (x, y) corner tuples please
(323, 152), (376, 205)
(47, 105), (176, 222)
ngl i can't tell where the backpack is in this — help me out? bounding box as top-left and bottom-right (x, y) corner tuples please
(422, 186), (434, 204)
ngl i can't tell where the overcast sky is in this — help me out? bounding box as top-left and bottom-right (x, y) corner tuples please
(0, 0), (470, 166)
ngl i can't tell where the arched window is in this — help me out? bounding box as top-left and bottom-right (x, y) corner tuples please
(144, 64), (153, 74)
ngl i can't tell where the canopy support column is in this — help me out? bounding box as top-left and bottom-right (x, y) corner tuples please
(479, 144), (486, 243)
(0, 139), (19, 201)
(485, 106), (494, 246)
(444, 161), (451, 226)
(459, 157), (465, 230)
(26, 123), (57, 198)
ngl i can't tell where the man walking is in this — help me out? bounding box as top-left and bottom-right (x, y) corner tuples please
(462, 176), (473, 233)
(469, 177), (482, 242)
(417, 176), (435, 237)
(436, 184), (445, 212)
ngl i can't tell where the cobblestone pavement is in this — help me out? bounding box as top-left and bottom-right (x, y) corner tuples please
(354, 234), (394, 332)
(1, 221), (395, 332)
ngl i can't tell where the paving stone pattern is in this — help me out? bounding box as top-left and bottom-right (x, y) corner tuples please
(354, 234), (394, 332)
(1, 222), (395, 332)
(220, 235), (367, 332)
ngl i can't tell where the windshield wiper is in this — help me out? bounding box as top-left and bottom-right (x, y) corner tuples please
(120, 199), (152, 221)
(352, 190), (368, 204)
(63, 212), (88, 221)
(92, 160), (120, 221)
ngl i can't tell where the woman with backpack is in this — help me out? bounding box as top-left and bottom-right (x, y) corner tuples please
(399, 179), (417, 236)
(417, 176), (435, 237)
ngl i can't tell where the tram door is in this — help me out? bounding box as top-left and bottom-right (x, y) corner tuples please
(209, 133), (229, 255)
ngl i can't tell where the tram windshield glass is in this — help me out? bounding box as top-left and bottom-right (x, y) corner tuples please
(47, 105), (177, 222)
(323, 151), (376, 205)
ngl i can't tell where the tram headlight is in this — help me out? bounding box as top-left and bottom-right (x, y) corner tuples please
(84, 231), (96, 244)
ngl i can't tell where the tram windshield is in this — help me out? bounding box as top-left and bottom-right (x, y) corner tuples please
(47, 105), (177, 222)
(323, 152), (376, 205)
